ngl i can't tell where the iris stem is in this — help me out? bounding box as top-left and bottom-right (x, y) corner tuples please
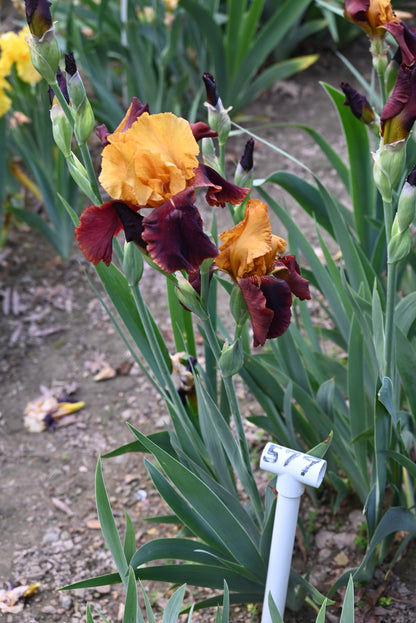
(382, 198), (397, 386)
(199, 314), (263, 521)
(50, 79), (102, 205)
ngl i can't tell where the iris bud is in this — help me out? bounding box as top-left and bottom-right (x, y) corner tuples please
(234, 138), (254, 189)
(388, 227), (411, 264)
(219, 338), (244, 377)
(123, 241), (144, 285)
(50, 102), (73, 157)
(175, 274), (207, 319)
(202, 72), (232, 145)
(397, 167), (416, 233)
(25, 0), (60, 83)
(373, 139), (406, 202)
(65, 53), (94, 145)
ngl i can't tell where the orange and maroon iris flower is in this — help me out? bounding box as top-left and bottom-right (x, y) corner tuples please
(215, 199), (310, 347)
(344, 0), (398, 37)
(383, 21), (416, 66)
(75, 104), (249, 273)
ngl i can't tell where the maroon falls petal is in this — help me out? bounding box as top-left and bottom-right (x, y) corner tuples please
(76, 201), (125, 266)
(277, 255), (311, 300)
(239, 278), (274, 347)
(193, 164), (250, 207)
(383, 21), (416, 67)
(142, 189), (219, 273)
(239, 276), (293, 347)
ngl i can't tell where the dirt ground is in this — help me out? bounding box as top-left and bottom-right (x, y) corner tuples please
(2, 19), (416, 623)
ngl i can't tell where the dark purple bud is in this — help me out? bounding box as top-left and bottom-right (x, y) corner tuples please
(240, 138), (254, 172)
(56, 67), (70, 103)
(407, 165), (416, 187)
(25, 0), (53, 39)
(65, 52), (77, 77)
(341, 82), (375, 125)
(202, 72), (219, 107)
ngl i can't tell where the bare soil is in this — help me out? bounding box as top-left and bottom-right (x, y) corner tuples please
(2, 25), (416, 623)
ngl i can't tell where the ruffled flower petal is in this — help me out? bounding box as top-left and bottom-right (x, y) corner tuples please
(75, 200), (138, 265)
(239, 276), (292, 347)
(216, 199), (286, 280)
(99, 112), (200, 207)
(193, 163), (250, 207)
(142, 189), (219, 273)
(96, 97), (150, 147)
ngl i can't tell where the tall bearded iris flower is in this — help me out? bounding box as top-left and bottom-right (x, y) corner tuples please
(75, 104), (249, 273)
(215, 199), (310, 347)
(344, 0), (398, 38)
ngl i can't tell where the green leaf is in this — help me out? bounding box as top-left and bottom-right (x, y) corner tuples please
(384, 450), (416, 480)
(123, 512), (136, 565)
(286, 123), (350, 190)
(123, 567), (138, 623)
(396, 328), (416, 417)
(130, 427), (266, 577)
(315, 599), (329, 623)
(135, 564), (263, 594)
(130, 538), (231, 569)
(321, 82), (376, 251)
(339, 575), (355, 623)
(102, 431), (174, 459)
(261, 171), (333, 236)
(86, 603), (94, 623)
(95, 458), (129, 587)
(237, 55), (318, 111)
(395, 292), (416, 335)
(357, 507), (416, 578)
(162, 585), (186, 623)
(94, 262), (169, 385)
(267, 592), (284, 623)
(348, 315), (370, 479)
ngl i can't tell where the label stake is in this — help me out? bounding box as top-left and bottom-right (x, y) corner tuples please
(260, 442), (327, 622)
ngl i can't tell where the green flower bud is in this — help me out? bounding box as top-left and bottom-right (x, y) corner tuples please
(219, 338), (244, 378)
(388, 228), (411, 264)
(26, 29), (60, 84)
(66, 153), (96, 203)
(65, 53), (94, 145)
(74, 98), (94, 145)
(397, 167), (416, 233)
(373, 139), (406, 202)
(50, 102), (73, 157)
(123, 241), (144, 284)
(175, 274), (207, 319)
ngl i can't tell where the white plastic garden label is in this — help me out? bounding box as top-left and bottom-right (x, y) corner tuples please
(260, 442), (327, 622)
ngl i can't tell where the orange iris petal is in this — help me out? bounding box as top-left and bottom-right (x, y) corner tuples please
(99, 112), (200, 207)
(216, 199), (286, 280)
